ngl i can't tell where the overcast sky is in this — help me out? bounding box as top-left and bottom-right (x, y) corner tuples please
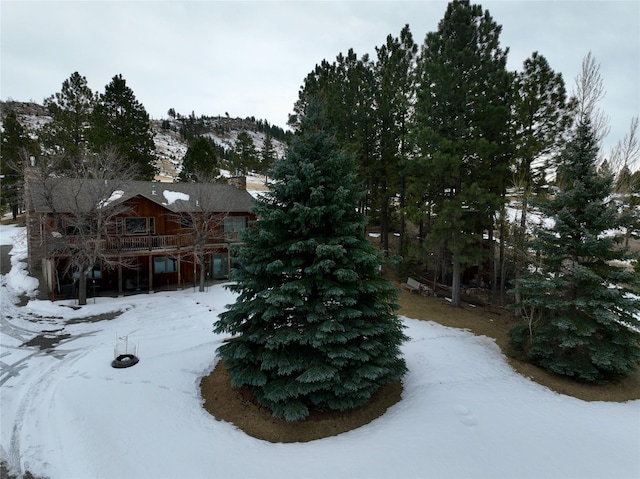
(1, 1), (638, 153)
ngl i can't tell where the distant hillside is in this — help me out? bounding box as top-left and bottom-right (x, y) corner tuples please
(0, 101), (290, 183)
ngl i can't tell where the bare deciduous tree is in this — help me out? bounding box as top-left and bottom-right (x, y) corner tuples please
(170, 185), (229, 293)
(610, 117), (640, 247)
(609, 116), (640, 173)
(571, 51), (611, 149)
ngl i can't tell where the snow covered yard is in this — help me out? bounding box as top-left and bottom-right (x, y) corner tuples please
(1, 223), (638, 479)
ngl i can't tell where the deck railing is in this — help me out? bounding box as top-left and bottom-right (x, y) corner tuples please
(57, 233), (242, 253)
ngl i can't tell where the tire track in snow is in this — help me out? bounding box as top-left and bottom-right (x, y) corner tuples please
(1, 332), (97, 387)
(6, 345), (92, 477)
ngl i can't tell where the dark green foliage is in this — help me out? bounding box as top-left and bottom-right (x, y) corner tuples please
(259, 132), (278, 172)
(231, 131), (259, 175)
(413, 0), (513, 305)
(290, 28), (417, 255)
(510, 120), (640, 382)
(179, 111), (206, 142)
(373, 25), (417, 255)
(511, 52), (573, 313)
(0, 111), (38, 217)
(178, 136), (221, 182)
(290, 49), (378, 218)
(214, 106), (407, 421)
(41, 71), (96, 169)
(514, 52), (572, 190)
(88, 74), (157, 180)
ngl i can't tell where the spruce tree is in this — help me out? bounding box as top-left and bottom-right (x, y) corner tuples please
(214, 105), (407, 421)
(510, 120), (640, 382)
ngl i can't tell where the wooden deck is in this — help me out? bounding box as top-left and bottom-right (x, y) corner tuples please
(61, 233), (242, 255)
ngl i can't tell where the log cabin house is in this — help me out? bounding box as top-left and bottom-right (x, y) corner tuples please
(24, 168), (255, 299)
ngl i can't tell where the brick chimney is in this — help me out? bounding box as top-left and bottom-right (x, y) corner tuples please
(22, 156), (43, 275)
(228, 176), (246, 190)
(23, 156), (41, 212)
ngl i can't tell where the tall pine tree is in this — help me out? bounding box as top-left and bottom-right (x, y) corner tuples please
(512, 52), (573, 313)
(414, 0), (513, 306)
(1, 111), (38, 218)
(214, 104), (407, 421)
(41, 71), (96, 169)
(178, 136), (221, 182)
(89, 74), (157, 180)
(510, 120), (640, 382)
(230, 131), (259, 175)
(373, 25), (417, 256)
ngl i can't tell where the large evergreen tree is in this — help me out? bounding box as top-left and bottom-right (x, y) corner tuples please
(178, 136), (221, 182)
(512, 52), (573, 313)
(230, 131), (258, 175)
(41, 72), (96, 167)
(414, 0), (513, 306)
(373, 25), (417, 256)
(89, 74), (157, 180)
(1, 111), (38, 218)
(509, 120), (640, 382)
(290, 50), (377, 217)
(214, 105), (407, 421)
(259, 131), (278, 173)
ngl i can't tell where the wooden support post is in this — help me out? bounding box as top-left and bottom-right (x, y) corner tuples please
(148, 255), (153, 293)
(118, 260), (123, 296)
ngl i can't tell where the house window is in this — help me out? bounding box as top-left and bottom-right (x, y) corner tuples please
(180, 215), (194, 229)
(154, 256), (177, 273)
(116, 217), (155, 235)
(126, 218), (148, 235)
(88, 266), (102, 279)
(223, 216), (247, 233)
(210, 252), (229, 279)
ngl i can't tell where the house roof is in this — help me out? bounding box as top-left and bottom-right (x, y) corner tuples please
(25, 177), (255, 214)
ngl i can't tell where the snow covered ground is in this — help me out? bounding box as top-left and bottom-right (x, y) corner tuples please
(1, 223), (638, 479)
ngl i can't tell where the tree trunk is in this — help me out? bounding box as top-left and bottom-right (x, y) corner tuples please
(78, 272), (87, 306)
(499, 210), (506, 305)
(513, 193), (529, 317)
(398, 173), (406, 258)
(199, 257), (206, 292)
(488, 224), (496, 295)
(380, 185), (390, 254)
(451, 256), (461, 308)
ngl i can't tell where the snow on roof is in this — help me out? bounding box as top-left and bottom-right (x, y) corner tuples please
(98, 190), (124, 209)
(162, 190), (189, 205)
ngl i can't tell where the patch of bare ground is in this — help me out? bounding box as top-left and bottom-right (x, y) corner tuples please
(395, 287), (640, 402)
(201, 364), (402, 443)
(201, 283), (639, 443)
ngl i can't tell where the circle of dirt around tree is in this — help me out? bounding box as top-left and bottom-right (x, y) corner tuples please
(111, 354), (139, 368)
(200, 360), (403, 443)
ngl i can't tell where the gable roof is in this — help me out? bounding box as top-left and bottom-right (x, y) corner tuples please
(25, 177), (255, 214)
